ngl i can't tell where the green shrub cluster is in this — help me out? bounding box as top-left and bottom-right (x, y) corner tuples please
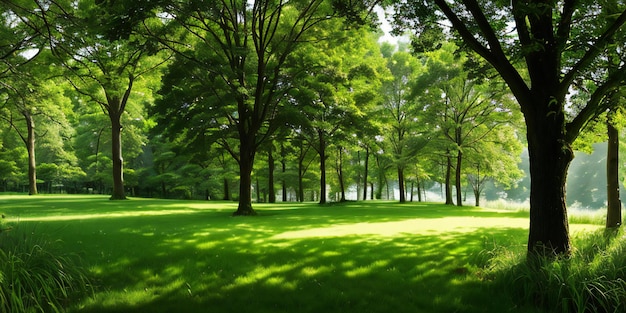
(0, 217), (92, 313)
(485, 228), (626, 313)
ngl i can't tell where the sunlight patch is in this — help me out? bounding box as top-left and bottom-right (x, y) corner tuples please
(224, 264), (298, 291)
(9, 209), (198, 222)
(301, 265), (332, 277)
(271, 217), (531, 239)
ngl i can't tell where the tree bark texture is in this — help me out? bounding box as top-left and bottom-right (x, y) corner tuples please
(234, 136), (257, 216)
(525, 100), (572, 256)
(109, 112), (126, 200)
(606, 112), (621, 228)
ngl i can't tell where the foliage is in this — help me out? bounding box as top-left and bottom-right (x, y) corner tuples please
(0, 221), (91, 313)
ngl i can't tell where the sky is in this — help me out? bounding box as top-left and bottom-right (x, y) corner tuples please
(375, 5), (409, 46)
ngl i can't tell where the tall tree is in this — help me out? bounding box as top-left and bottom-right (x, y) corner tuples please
(417, 43), (518, 206)
(151, 0), (380, 214)
(287, 25), (385, 204)
(380, 50), (423, 203)
(393, 0), (626, 256)
(37, 0), (167, 200)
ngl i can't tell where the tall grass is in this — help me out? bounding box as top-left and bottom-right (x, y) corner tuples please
(483, 228), (626, 313)
(0, 216), (92, 313)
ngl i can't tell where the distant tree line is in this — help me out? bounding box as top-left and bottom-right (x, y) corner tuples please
(2, 0), (626, 257)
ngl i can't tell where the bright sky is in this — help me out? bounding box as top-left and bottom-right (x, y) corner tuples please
(375, 5), (408, 46)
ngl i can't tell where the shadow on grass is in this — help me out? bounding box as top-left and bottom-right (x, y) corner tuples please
(0, 196), (537, 313)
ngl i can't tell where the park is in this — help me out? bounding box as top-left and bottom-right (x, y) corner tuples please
(2, 1), (626, 312)
(0, 195), (617, 312)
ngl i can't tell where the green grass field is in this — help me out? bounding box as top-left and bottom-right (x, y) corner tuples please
(0, 195), (603, 313)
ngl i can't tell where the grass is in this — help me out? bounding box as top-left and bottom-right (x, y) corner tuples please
(0, 195), (606, 312)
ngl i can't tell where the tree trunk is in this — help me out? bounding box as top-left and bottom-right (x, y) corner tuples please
(455, 150), (463, 207)
(473, 187), (480, 207)
(445, 152), (454, 205)
(24, 112), (37, 195)
(336, 146), (346, 202)
(318, 130), (327, 204)
(398, 166), (406, 203)
(110, 112), (126, 200)
(281, 144), (287, 202)
(363, 147), (369, 201)
(525, 110), (572, 256)
(268, 146), (276, 203)
(223, 178), (231, 200)
(606, 111), (621, 228)
(234, 137), (257, 216)
(417, 176), (423, 202)
(298, 157), (305, 202)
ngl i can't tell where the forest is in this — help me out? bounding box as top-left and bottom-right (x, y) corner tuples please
(2, 0), (626, 265)
(2, 1), (626, 312)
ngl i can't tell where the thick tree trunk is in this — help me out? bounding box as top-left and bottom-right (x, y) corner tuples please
(398, 166), (406, 203)
(268, 147), (276, 203)
(606, 112), (621, 228)
(526, 111), (572, 256)
(24, 112), (37, 195)
(234, 137), (257, 216)
(110, 113), (126, 200)
(455, 150), (463, 207)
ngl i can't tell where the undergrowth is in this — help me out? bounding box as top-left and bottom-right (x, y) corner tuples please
(0, 215), (92, 313)
(484, 227), (626, 313)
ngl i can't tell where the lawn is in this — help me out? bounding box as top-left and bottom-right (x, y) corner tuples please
(0, 195), (602, 313)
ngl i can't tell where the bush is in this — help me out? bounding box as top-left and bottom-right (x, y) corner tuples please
(0, 219), (92, 313)
(484, 228), (626, 313)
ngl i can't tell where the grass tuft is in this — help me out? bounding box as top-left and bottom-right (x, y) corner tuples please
(0, 220), (92, 313)
(483, 227), (626, 313)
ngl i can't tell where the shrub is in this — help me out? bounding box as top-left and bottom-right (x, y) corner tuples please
(0, 220), (92, 313)
(483, 228), (626, 313)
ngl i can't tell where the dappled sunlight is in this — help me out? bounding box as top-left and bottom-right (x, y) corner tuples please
(10, 209), (200, 222)
(271, 216), (530, 240)
(0, 196), (607, 313)
(226, 263), (300, 291)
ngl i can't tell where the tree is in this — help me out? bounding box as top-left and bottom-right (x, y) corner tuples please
(38, 0), (166, 200)
(380, 49), (424, 202)
(606, 106), (622, 228)
(465, 126), (524, 206)
(287, 24), (385, 203)
(392, 0), (626, 256)
(416, 43), (519, 206)
(0, 54), (73, 195)
(0, 0), (50, 195)
(150, 0), (380, 214)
